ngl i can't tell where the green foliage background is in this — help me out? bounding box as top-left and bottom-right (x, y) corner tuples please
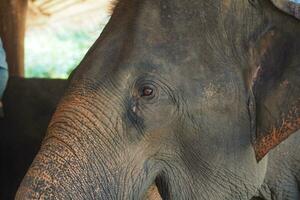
(25, 26), (102, 79)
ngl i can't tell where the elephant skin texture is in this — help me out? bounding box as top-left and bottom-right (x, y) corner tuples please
(15, 0), (300, 199)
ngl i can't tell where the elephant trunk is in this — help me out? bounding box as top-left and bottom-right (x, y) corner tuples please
(16, 88), (163, 199)
(15, 136), (89, 199)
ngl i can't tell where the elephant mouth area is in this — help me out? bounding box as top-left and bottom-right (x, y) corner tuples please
(151, 174), (170, 200)
(144, 174), (169, 199)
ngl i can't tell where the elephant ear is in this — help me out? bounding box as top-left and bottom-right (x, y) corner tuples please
(270, 0), (300, 19)
(249, 26), (300, 161)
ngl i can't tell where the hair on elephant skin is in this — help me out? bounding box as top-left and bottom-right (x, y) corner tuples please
(16, 0), (300, 199)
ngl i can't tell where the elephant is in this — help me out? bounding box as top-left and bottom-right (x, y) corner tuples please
(247, 133), (300, 200)
(16, 0), (300, 199)
(0, 77), (66, 199)
(251, 131), (300, 200)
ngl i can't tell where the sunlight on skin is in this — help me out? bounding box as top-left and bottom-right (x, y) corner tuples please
(145, 185), (162, 200)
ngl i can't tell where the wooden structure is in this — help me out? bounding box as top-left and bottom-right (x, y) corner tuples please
(0, 0), (28, 76)
(27, 0), (109, 28)
(0, 0), (109, 77)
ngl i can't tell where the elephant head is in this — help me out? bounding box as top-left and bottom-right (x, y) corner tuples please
(16, 0), (300, 199)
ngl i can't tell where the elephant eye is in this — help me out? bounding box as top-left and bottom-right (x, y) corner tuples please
(139, 85), (156, 98)
(142, 87), (153, 96)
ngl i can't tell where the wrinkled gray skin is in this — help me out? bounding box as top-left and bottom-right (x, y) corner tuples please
(264, 133), (300, 199)
(252, 131), (300, 200)
(16, 0), (300, 199)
